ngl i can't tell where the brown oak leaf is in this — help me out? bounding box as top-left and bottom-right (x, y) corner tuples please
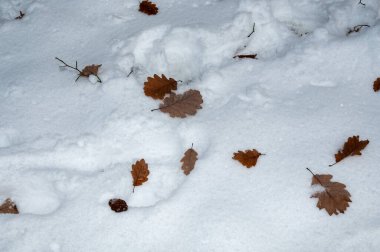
(131, 159), (150, 192)
(139, 0), (158, 15)
(109, 198), (128, 213)
(373, 78), (380, 92)
(144, 74), (177, 100)
(233, 149), (263, 168)
(153, 89), (203, 118)
(80, 64), (101, 77)
(330, 135), (369, 166)
(181, 145), (198, 175)
(233, 54), (257, 59)
(310, 173), (351, 216)
(0, 198), (19, 214)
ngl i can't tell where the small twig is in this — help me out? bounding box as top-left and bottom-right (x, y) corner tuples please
(15, 11), (25, 20)
(55, 57), (81, 73)
(55, 57), (102, 83)
(306, 168), (334, 199)
(133, 186), (135, 193)
(247, 23), (255, 38)
(358, 0), (365, 6)
(127, 67), (134, 78)
(347, 24), (370, 35)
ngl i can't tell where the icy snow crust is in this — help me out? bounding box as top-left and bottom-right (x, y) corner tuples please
(1, 0), (380, 251)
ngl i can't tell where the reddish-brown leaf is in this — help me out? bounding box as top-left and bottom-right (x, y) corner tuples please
(181, 146), (198, 175)
(131, 159), (150, 192)
(109, 198), (128, 213)
(0, 198), (19, 214)
(233, 149), (263, 168)
(330, 135), (369, 166)
(233, 54), (257, 59)
(373, 78), (380, 92)
(310, 173), (351, 216)
(80, 64), (102, 77)
(139, 0), (158, 15)
(154, 89), (203, 118)
(144, 74), (177, 100)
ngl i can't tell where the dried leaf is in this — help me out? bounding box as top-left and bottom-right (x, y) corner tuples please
(144, 74), (177, 100)
(80, 64), (102, 77)
(139, 0), (158, 15)
(181, 146), (198, 175)
(330, 135), (369, 166)
(233, 149), (263, 168)
(0, 198), (19, 214)
(131, 159), (150, 192)
(310, 174), (351, 216)
(109, 198), (128, 213)
(154, 89), (203, 118)
(233, 54), (257, 59)
(373, 78), (380, 92)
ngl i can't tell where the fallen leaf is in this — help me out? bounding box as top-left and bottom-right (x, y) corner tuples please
(373, 78), (380, 92)
(233, 149), (263, 168)
(310, 173), (351, 216)
(109, 198), (128, 213)
(330, 135), (369, 166)
(153, 89), (203, 118)
(181, 146), (198, 175)
(233, 54), (257, 59)
(139, 0), (158, 15)
(131, 159), (150, 192)
(80, 64), (102, 77)
(144, 74), (177, 100)
(0, 198), (19, 214)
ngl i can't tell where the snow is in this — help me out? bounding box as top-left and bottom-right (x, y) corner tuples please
(1, 0), (380, 251)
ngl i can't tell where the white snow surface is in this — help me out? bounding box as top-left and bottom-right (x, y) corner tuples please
(1, 0), (380, 251)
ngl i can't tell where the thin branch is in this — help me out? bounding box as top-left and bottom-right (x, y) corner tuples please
(248, 23), (255, 38)
(358, 0), (365, 6)
(127, 67), (134, 77)
(347, 24), (370, 35)
(55, 57), (81, 73)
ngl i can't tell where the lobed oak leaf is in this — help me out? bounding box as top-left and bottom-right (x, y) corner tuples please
(373, 77), (380, 92)
(153, 89), (203, 118)
(80, 64), (102, 77)
(109, 198), (128, 213)
(310, 173), (351, 216)
(330, 135), (369, 166)
(233, 149), (263, 168)
(233, 54), (257, 59)
(131, 159), (150, 192)
(0, 198), (19, 214)
(144, 74), (177, 100)
(139, 0), (158, 15)
(180, 145), (198, 175)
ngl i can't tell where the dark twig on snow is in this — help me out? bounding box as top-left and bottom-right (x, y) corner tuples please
(358, 0), (365, 6)
(127, 67), (134, 78)
(15, 11), (25, 20)
(55, 57), (102, 83)
(347, 24), (370, 35)
(248, 23), (255, 38)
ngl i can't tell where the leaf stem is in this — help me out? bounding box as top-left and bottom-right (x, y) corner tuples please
(306, 168), (334, 199)
(248, 23), (255, 38)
